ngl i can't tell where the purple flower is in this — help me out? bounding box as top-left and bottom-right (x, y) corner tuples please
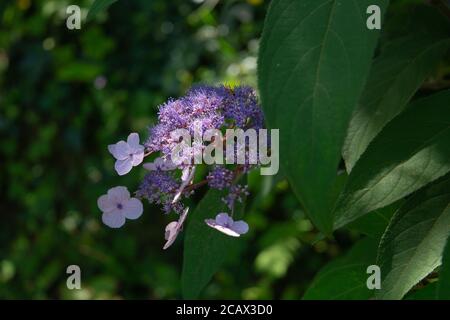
(219, 85), (264, 130)
(184, 85), (225, 133)
(146, 123), (173, 154)
(205, 212), (249, 237)
(97, 186), (143, 228)
(136, 170), (183, 214)
(108, 133), (145, 176)
(207, 166), (234, 190)
(222, 184), (249, 210)
(100, 84), (264, 248)
(163, 207), (189, 250)
(94, 75), (107, 90)
(143, 157), (177, 171)
(144, 86), (226, 157)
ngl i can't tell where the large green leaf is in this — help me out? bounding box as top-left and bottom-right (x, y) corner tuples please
(347, 202), (399, 238)
(258, 0), (388, 233)
(303, 237), (379, 300)
(334, 90), (450, 229)
(376, 177), (450, 300)
(182, 189), (245, 299)
(343, 26), (450, 171)
(87, 0), (118, 21)
(437, 237), (450, 299)
(343, 4), (450, 171)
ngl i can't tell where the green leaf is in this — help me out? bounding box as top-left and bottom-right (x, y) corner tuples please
(376, 177), (450, 300)
(347, 202), (399, 239)
(343, 17), (450, 171)
(182, 189), (245, 299)
(437, 237), (450, 299)
(257, 0), (388, 233)
(303, 237), (379, 300)
(87, 0), (118, 21)
(334, 90), (450, 229)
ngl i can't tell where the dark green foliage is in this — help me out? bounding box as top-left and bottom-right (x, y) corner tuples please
(2, 0), (450, 300)
(182, 189), (245, 299)
(258, 0), (389, 233)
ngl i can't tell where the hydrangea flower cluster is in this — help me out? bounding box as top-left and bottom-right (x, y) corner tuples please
(206, 166), (234, 190)
(97, 85), (264, 249)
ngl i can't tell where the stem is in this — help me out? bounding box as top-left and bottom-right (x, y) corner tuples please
(183, 180), (207, 193)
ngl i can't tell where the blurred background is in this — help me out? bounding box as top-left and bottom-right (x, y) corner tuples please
(0, 0), (359, 299)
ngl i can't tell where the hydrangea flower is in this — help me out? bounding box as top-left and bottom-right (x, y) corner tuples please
(219, 85), (264, 130)
(97, 186), (143, 228)
(163, 207), (189, 250)
(143, 157), (177, 171)
(98, 84), (265, 249)
(136, 170), (182, 214)
(144, 85), (263, 158)
(207, 166), (234, 190)
(222, 184), (249, 210)
(108, 133), (145, 175)
(205, 213), (249, 237)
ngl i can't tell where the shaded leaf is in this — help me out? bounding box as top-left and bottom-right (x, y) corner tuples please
(343, 22), (450, 171)
(303, 237), (379, 300)
(182, 189), (246, 299)
(347, 202), (399, 238)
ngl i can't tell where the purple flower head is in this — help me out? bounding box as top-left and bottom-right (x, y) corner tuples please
(97, 186), (143, 228)
(205, 212), (249, 237)
(108, 133), (145, 176)
(207, 166), (234, 190)
(146, 123), (172, 154)
(162, 201), (185, 215)
(184, 85), (225, 133)
(219, 85), (264, 130)
(144, 84), (264, 166)
(145, 86), (225, 157)
(163, 207), (189, 250)
(158, 98), (190, 129)
(99, 84), (264, 249)
(136, 170), (182, 214)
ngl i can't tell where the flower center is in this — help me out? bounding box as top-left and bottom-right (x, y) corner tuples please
(116, 203), (123, 210)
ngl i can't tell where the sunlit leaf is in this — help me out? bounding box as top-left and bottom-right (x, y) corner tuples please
(334, 91), (450, 229)
(376, 176), (450, 299)
(343, 5), (450, 170)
